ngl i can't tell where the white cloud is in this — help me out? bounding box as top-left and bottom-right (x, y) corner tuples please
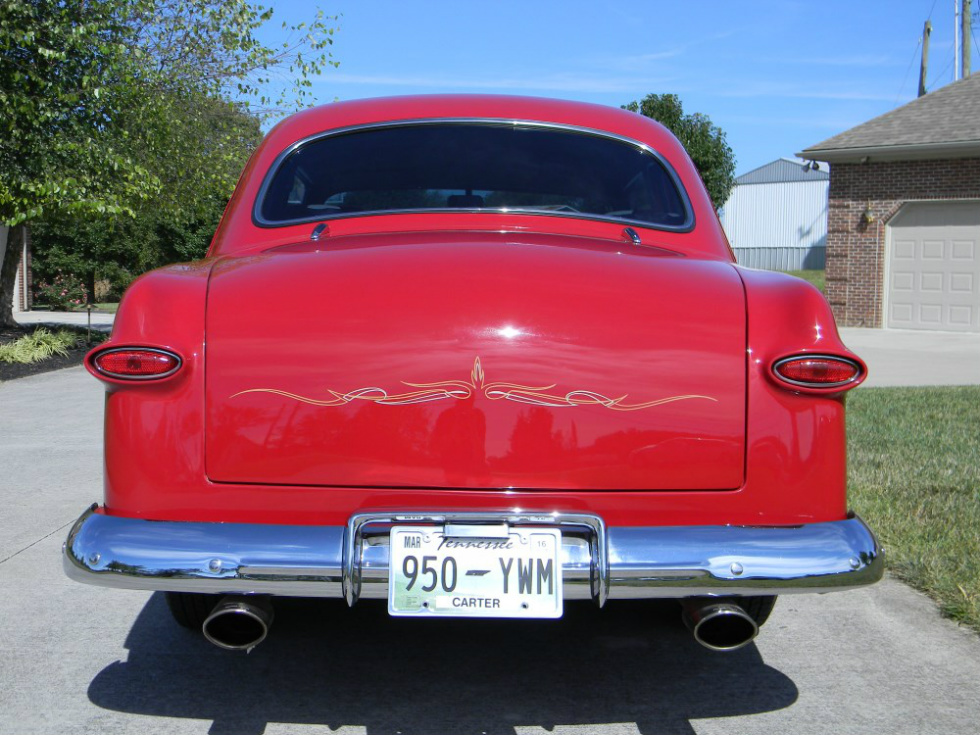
(713, 80), (901, 102)
(722, 113), (867, 130)
(594, 49), (684, 73)
(767, 54), (900, 67)
(324, 71), (673, 94)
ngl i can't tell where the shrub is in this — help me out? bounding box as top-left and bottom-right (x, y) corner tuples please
(0, 328), (80, 364)
(34, 272), (88, 311)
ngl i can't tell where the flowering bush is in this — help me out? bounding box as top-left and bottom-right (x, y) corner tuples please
(35, 272), (88, 311)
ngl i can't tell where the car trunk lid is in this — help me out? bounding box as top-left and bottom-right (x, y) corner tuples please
(205, 231), (746, 490)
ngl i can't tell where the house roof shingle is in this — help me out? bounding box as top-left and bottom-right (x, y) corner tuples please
(798, 73), (980, 163)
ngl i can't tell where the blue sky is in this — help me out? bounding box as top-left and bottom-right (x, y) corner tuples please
(261, 1), (979, 175)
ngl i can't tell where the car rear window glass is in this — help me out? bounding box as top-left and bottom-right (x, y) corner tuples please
(257, 123), (691, 229)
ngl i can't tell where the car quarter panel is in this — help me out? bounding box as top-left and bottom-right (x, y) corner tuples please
(94, 262), (211, 517)
(739, 268), (864, 523)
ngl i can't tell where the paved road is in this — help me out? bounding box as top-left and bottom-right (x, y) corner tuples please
(14, 309), (115, 331)
(3, 366), (980, 734)
(840, 327), (980, 388)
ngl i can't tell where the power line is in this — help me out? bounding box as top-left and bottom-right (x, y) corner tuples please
(903, 1), (972, 100)
(929, 54), (954, 89)
(898, 0), (940, 102)
(895, 35), (924, 104)
(973, 19), (979, 72)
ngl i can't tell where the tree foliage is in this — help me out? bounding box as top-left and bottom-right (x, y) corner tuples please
(1, 0), (155, 226)
(31, 179), (236, 305)
(624, 93), (736, 209)
(0, 0), (337, 325)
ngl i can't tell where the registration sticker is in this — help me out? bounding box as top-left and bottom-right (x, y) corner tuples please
(388, 526), (563, 618)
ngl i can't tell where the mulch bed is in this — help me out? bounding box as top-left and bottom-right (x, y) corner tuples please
(0, 324), (103, 382)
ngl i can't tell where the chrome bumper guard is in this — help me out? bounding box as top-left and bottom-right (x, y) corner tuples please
(63, 506), (883, 604)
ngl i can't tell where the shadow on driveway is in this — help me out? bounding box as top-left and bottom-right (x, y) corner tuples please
(88, 594), (798, 735)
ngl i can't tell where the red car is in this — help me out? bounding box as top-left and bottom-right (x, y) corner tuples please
(64, 95), (882, 652)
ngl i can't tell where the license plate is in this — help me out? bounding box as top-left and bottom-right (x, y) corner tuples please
(388, 525), (563, 618)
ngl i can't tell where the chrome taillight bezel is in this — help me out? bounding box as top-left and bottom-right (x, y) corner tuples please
(90, 346), (183, 381)
(771, 354), (865, 391)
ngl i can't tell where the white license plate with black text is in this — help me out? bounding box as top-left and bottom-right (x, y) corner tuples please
(388, 525), (563, 618)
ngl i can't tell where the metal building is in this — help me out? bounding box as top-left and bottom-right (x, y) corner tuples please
(719, 158), (828, 271)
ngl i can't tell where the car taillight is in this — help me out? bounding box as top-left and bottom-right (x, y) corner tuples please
(92, 348), (182, 380)
(772, 355), (863, 390)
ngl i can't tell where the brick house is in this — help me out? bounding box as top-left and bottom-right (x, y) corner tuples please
(798, 74), (980, 332)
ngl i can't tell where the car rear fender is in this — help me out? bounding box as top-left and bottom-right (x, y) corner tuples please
(89, 262), (212, 513)
(739, 267), (865, 519)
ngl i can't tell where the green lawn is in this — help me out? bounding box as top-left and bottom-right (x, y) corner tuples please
(786, 269), (825, 293)
(847, 386), (980, 632)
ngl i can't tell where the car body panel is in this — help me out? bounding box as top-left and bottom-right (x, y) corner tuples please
(204, 231), (746, 490)
(94, 253), (858, 527)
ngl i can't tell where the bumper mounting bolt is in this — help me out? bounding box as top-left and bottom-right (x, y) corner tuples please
(730, 562), (744, 576)
(88, 552), (100, 565)
(209, 559), (222, 572)
(849, 557), (861, 570)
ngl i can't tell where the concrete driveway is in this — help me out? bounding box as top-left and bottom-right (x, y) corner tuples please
(840, 327), (980, 388)
(14, 309), (115, 333)
(2, 366), (980, 734)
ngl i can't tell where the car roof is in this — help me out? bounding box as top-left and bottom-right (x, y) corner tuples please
(209, 95), (732, 261)
(263, 94), (686, 160)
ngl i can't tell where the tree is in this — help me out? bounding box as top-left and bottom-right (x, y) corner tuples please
(31, 96), (263, 303)
(0, 0), (337, 326)
(624, 93), (736, 210)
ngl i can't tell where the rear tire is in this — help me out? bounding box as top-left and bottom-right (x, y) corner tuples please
(739, 595), (777, 627)
(165, 591), (219, 629)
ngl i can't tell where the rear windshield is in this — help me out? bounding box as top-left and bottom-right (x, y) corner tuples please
(256, 122), (691, 230)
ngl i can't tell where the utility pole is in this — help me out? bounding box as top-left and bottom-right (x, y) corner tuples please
(955, 0), (961, 81)
(919, 20), (932, 96)
(963, 0), (972, 77)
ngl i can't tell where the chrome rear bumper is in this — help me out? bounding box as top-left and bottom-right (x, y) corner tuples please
(63, 506), (883, 604)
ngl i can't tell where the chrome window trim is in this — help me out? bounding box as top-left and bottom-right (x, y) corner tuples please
(91, 346), (183, 381)
(772, 354), (864, 389)
(251, 118), (696, 234)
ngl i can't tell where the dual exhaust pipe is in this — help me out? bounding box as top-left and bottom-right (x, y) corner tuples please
(199, 595), (758, 653)
(681, 598), (760, 652)
(202, 595), (274, 652)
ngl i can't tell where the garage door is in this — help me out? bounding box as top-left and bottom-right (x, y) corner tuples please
(887, 201), (980, 332)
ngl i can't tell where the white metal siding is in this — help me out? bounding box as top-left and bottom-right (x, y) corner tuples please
(720, 180), (828, 269)
(731, 246), (825, 271)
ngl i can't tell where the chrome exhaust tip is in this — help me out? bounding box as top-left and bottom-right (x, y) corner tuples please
(202, 595), (274, 652)
(682, 599), (759, 652)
